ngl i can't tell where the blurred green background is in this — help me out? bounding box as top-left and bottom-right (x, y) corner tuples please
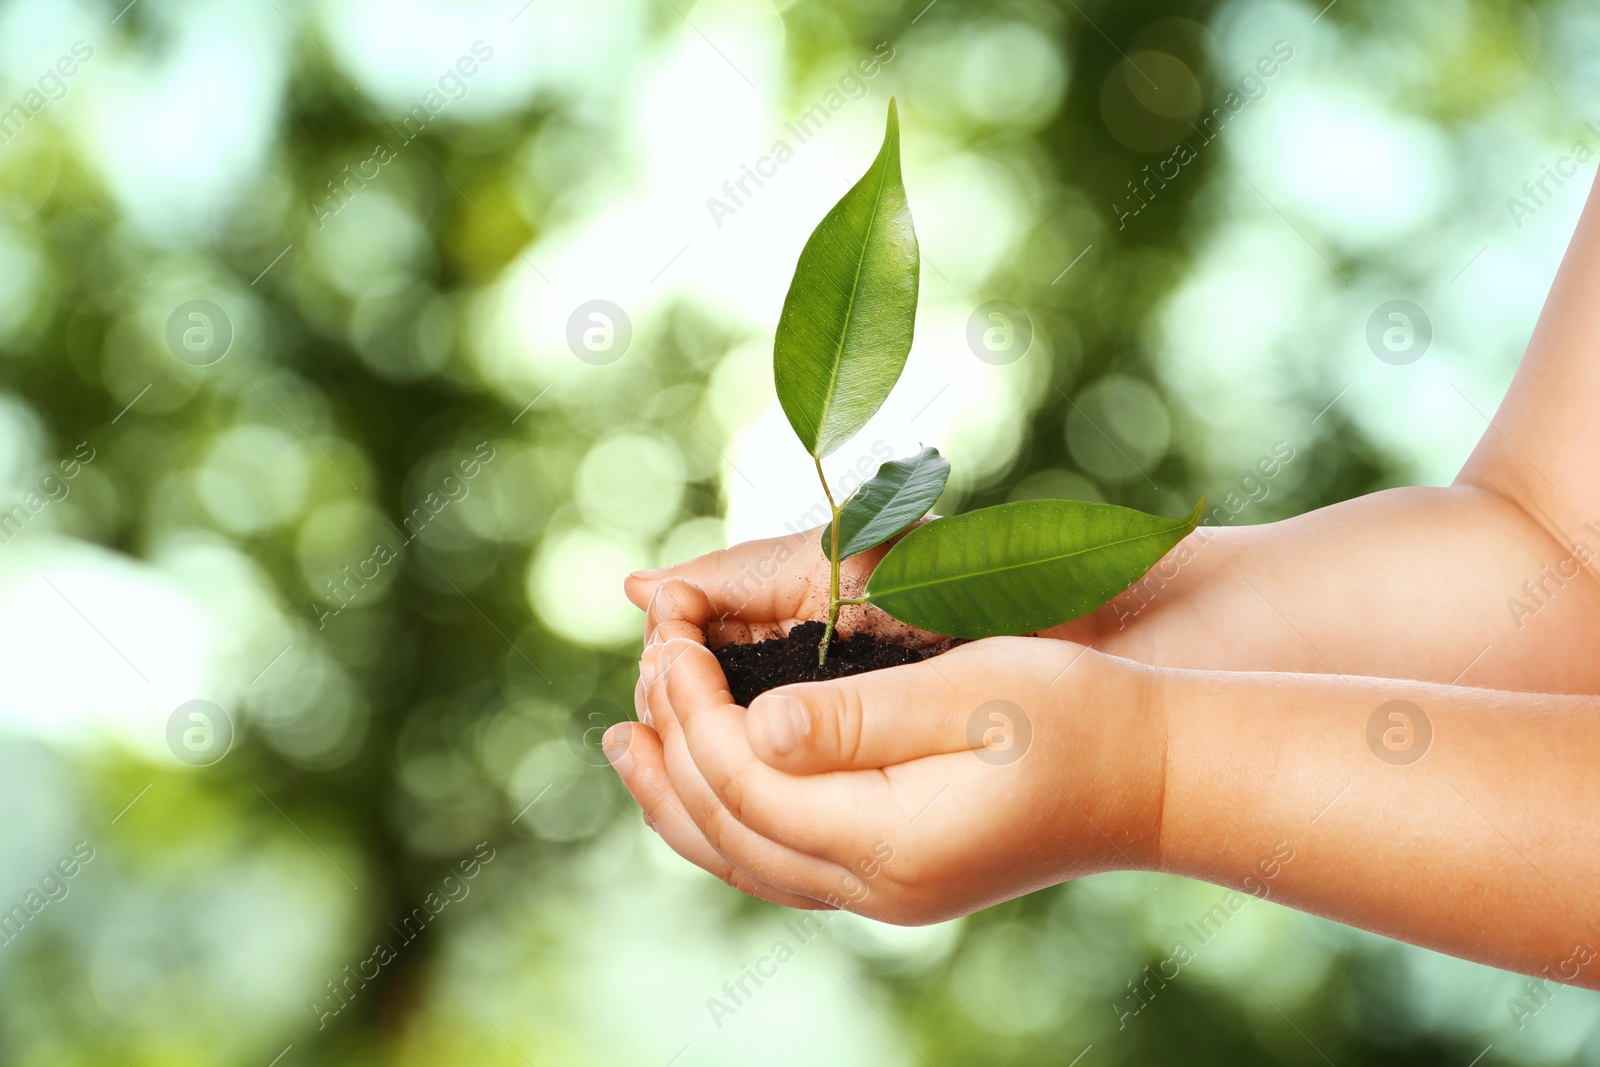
(0, 0), (1596, 1062)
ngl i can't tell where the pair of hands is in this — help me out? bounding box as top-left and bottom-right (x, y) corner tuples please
(599, 171), (1600, 973)
(605, 527), (1167, 923)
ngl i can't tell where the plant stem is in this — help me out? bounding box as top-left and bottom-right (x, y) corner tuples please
(815, 457), (841, 667)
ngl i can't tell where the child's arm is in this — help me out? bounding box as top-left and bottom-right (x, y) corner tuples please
(1055, 484), (1600, 693)
(1158, 664), (1600, 984)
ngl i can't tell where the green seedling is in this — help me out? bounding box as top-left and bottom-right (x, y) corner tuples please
(774, 99), (1202, 665)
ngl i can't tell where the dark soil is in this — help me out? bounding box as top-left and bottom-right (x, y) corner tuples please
(713, 620), (957, 706)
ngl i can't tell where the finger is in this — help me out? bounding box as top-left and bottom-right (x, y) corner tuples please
(744, 641), (1037, 774)
(644, 578), (713, 647)
(643, 642), (863, 902)
(641, 575), (777, 651)
(602, 722), (828, 910)
(659, 639), (890, 864)
(634, 676), (650, 727)
(625, 532), (815, 619)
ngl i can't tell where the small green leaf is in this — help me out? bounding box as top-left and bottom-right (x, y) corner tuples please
(822, 445), (951, 562)
(864, 497), (1205, 639)
(774, 99), (919, 459)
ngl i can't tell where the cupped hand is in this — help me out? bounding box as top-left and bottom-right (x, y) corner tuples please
(604, 575), (1167, 924)
(622, 526), (947, 651)
(622, 524), (1191, 662)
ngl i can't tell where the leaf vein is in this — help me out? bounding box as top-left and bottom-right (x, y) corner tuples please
(813, 150), (892, 452)
(869, 523), (1189, 597)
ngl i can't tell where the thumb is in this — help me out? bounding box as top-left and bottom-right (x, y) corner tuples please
(745, 655), (977, 774)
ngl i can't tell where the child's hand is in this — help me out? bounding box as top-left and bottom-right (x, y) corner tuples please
(604, 578), (1165, 922)
(623, 528), (948, 652)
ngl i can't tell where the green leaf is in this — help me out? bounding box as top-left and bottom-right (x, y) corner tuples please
(774, 98), (919, 459)
(822, 445), (951, 562)
(863, 496), (1205, 639)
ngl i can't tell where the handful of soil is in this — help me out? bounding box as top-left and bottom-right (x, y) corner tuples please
(712, 620), (956, 706)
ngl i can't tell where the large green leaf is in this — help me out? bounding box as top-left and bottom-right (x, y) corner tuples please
(822, 445), (951, 562)
(774, 99), (919, 459)
(864, 497), (1205, 638)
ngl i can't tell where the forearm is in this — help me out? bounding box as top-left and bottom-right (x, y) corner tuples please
(1153, 665), (1600, 986)
(1059, 485), (1600, 693)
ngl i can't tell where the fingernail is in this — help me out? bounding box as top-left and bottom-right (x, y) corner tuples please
(645, 624), (662, 648)
(630, 567), (668, 580)
(640, 647), (661, 688)
(603, 727), (633, 775)
(756, 695), (810, 755)
(642, 812), (657, 832)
